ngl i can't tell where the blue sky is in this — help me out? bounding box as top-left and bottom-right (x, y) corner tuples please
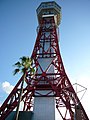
(0, 0), (90, 119)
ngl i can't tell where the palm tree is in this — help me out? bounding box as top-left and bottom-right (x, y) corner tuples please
(13, 56), (34, 120)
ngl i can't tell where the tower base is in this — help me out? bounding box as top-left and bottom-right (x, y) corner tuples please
(32, 97), (55, 120)
(6, 111), (33, 120)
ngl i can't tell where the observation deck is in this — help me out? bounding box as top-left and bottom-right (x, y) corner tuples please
(36, 1), (61, 26)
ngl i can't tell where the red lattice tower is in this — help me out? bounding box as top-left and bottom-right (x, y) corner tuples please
(0, 1), (89, 120)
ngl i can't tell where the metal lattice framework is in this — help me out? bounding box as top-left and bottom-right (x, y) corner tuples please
(0, 16), (89, 120)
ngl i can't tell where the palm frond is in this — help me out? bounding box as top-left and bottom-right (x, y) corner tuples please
(31, 68), (35, 73)
(13, 56), (35, 75)
(20, 56), (27, 63)
(21, 68), (26, 73)
(13, 69), (20, 75)
(28, 67), (35, 74)
(14, 61), (21, 67)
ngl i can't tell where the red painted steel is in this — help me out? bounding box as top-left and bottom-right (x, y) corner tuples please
(0, 16), (89, 120)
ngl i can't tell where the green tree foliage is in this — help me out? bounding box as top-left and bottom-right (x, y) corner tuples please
(13, 56), (35, 120)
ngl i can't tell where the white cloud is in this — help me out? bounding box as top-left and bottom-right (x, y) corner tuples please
(2, 81), (14, 94)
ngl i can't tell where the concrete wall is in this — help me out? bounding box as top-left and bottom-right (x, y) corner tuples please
(32, 97), (55, 120)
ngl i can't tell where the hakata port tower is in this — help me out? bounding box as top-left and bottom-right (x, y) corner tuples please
(0, 1), (89, 120)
